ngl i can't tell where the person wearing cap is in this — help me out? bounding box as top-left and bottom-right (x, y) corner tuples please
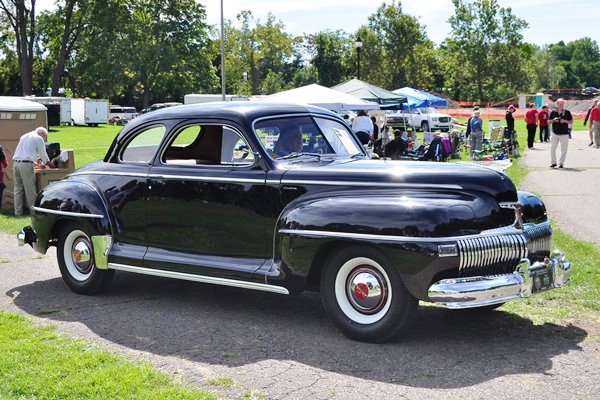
(548, 98), (573, 168)
(12, 127), (50, 215)
(465, 106), (479, 140)
(524, 103), (538, 149)
(469, 108), (483, 159)
(505, 105), (516, 136)
(538, 105), (550, 142)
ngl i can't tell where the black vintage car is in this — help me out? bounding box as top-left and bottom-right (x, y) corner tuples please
(18, 102), (571, 342)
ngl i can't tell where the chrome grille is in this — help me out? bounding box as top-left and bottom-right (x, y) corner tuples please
(523, 222), (553, 258)
(438, 117), (450, 123)
(457, 233), (528, 277)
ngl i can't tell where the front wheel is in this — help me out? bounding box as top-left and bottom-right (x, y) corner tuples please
(421, 121), (430, 132)
(321, 246), (417, 342)
(57, 222), (114, 295)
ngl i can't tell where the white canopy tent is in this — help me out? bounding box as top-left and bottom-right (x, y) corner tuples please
(264, 84), (379, 112)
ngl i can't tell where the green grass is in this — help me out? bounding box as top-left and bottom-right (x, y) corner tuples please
(501, 225), (600, 323)
(48, 124), (121, 168)
(0, 311), (216, 400)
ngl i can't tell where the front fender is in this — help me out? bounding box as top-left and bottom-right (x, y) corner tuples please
(31, 179), (111, 252)
(273, 190), (513, 298)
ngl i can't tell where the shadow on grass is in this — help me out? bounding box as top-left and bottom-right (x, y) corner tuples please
(7, 271), (587, 390)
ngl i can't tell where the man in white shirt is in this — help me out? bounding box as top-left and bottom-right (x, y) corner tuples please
(351, 110), (373, 144)
(12, 127), (50, 215)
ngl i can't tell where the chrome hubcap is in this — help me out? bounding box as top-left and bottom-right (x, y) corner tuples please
(71, 238), (93, 275)
(346, 267), (387, 314)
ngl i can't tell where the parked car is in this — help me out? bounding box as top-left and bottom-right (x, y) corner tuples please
(109, 105), (138, 125)
(140, 102), (183, 115)
(18, 102), (571, 342)
(386, 107), (452, 132)
(582, 87), (599, 96)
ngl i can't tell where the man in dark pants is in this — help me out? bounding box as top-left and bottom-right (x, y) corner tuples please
(524, 103), (538, 149)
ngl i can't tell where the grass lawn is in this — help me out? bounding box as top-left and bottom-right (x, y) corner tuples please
(48, 124), (122, 167)
(0, 311), (215, 399)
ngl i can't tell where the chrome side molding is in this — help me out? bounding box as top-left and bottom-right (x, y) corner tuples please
(107, 263), (290, 295)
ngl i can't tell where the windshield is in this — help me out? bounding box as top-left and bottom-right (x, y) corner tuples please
(255, 115), (363, 160)
(419, 107), (437, 114)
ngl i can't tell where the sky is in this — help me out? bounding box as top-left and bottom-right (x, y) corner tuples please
(37, 0), (599, 46)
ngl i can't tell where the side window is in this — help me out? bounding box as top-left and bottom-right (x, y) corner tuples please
(163, 124), (254, 167)
(121, 125), (166, 163)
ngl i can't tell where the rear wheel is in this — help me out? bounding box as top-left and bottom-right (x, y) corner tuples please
(57, 222), (114, 295)
(321, 246), (417, 342)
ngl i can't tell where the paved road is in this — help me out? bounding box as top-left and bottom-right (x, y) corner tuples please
(521, 131), (600, 246)
(1, 137), (599, 399)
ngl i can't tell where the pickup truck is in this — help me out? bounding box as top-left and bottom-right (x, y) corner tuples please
(386, 107), (452, 132)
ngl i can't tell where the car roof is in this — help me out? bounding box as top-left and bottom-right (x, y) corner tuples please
(118, 101), (340, 138)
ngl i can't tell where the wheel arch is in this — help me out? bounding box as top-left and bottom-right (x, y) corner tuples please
(31, 179), (113, 251)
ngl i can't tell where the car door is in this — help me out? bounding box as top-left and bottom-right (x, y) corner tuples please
(144, 120), (269, 280)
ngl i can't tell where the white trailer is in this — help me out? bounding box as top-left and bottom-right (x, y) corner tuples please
(70, 98), (109, 126)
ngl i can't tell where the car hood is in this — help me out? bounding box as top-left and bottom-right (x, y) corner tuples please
(279, 159), (518, 203)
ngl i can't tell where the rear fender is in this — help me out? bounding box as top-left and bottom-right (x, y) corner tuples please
(31, 179), (111, 252)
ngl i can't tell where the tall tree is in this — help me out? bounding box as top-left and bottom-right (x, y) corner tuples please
(70, 0), (217, 107)
(0, 0), (37, 94)
(445, 0), (529, 102)
(38, 0), (89, 96)
(368, 1), (433, 90)
(309, 30), (350, 87)
(224, 11), (298, 95)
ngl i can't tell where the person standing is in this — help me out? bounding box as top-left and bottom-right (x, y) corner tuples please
(548, 99), (573, 168)
(469, 108), (483, 159)
(0, 145), (9, 209)
(584, 99), (598, 146)
(590, 101), (600, 148)
(351, 110), (373, 144)
(505, 105), (516, 135)
(12, 127), (50, 215)
(538, 105), (550, 142)
(524, 103), (538, 149)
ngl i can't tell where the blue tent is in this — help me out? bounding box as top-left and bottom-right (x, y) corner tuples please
(392, 87), (448, 108)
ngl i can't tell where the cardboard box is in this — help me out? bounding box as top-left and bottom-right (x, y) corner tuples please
(34, 149), (75, 192)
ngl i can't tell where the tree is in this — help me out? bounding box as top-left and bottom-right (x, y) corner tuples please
(223, 11), (299, 95)
(367, 1), (434, 90)
(309, 30), (351, 87)
(0, 0), (37, 94)
(38, 0), (89, 96)
(444, 0), (529, 102)
(69, 0), (217, 107)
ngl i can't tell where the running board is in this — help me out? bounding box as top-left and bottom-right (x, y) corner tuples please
(107, 263), (290, 295)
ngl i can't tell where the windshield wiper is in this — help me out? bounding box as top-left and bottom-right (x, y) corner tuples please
(278, 152), (322, 160)
(349, 152), (366, 159)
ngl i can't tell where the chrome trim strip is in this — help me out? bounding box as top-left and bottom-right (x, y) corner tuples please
(71, 172), (463, 190)
(32, 206), (104, 219)
(71, 171), (145, 178)
(107, 263), (290, 295)
(72, 170), (267, 185)
(280, 179), (462, 190)
(278, 228), (524, 244)
(148, 174), (266, 184)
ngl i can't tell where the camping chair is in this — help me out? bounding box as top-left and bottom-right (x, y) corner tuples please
(488, 126), (509, 155)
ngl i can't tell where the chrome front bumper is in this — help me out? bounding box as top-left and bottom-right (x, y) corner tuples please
(428, 250), (571, 309)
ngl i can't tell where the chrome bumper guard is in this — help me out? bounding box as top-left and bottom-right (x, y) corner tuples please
(428, 250), (571, 309)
